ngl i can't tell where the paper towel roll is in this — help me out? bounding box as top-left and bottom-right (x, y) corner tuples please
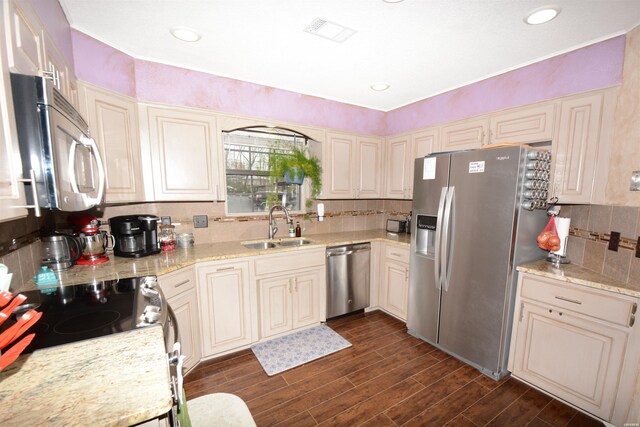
(551, 217), (571, 256)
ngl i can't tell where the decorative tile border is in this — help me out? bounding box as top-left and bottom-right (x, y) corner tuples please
(570, 228), (637, 251)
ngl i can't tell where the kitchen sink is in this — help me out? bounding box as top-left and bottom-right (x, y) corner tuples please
(278, 238), (312, 247)
(242, 238), (313, 249)
(242, 241), (278, 250)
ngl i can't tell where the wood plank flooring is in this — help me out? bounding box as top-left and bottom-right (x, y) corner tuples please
(184, 310), (604, 426)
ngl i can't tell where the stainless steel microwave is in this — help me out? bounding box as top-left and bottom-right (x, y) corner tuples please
(10, 73), (105, 212)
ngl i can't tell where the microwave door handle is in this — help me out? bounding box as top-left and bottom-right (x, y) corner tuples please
(75, 135), (105, 206)
(68, 139), (80, 193)
(433, 187), (447, 290)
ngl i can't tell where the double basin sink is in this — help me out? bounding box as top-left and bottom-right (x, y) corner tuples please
(242, 238), (313, 250)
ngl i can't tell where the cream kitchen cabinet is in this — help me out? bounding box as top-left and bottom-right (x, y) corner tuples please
(41, 31), (77, 108)
(405, 129), (439, 198)
(0, 10), (27, 222)
(489, 102), (556, 145)
(509, 273), (640, 424)
(323, 132), (383, 199)
(379, 243), (410, 321)
(78, 82), (145, 203)
(197, 260), (255, 357)
(4, 0), (44, 76)
(440, 117), (488, 151)
(158, 267), (201, 372)
(550, 91), (610, 203)
(384, 135), (410, 199)
(141, 104), (222, 201)
(254, 248), (325, 339)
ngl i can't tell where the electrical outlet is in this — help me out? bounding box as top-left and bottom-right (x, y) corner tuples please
(608, 231), (620, 252)
(161, 216), (171, 225)
(193, 215), (208, 228)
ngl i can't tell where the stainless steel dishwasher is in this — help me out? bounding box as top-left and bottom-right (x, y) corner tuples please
(326, 242), (371, 319)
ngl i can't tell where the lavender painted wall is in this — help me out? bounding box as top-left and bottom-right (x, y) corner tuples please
(70, 29), (625, 137)
(133, 59), (386, 135)
(28, 0), (74, 68)
(71, 31), (136, 97)
(386, 36), (626, 135)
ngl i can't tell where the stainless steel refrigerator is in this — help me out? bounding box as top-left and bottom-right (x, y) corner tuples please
(407, 145), (550, 380)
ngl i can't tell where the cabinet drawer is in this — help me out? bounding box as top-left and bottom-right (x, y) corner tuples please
(158, 267), (196, 300)
(253, 249), (325, 276)
(520, 274), (637, 327)
(384, 244), (409, 264)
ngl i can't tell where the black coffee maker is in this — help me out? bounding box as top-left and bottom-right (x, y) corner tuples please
(109, 215), (161, 258)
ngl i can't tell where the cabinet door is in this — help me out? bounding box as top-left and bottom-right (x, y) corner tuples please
(146, 106), (220, 201)
(551, 93), (603, 203)
(198, 261), (252, 356)
(406, 129), (439, 198)
(4, 0), (44, 75)
(440, 117), (487, 151)
(79, 83), (144, 203)
(324, 132), (355, 198)
(292, 269), (322, 329)
(167, 290), (202, 372)
(0, 18), (27, 222)
(355, 137), (383, 198)
(384, 135), (410, 199)
(258, 275), (293, 338)
(490, 103), (556, 144)
(381, 259), (408, 321)
(511, 302), (627, 420)
(41, 31), (67, 95)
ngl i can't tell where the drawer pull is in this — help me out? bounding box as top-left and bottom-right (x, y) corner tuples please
(390, 252), (404, 257)
(630, 315), (635, 328)
(216, 266), (235, 272)
(632, 303), (637, 315)
(173, 279), (190, 288)
(555, 296), (582, 305)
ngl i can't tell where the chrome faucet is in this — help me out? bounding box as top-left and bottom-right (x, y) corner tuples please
(268, 204), (291, 240)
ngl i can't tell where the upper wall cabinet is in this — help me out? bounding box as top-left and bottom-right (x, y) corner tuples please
(78, 82), (144, 203)
(4, 0), (77, 108)
(384, 129), (439, 199)
(551, 92), (605, 204)
(0, 10), (27, 222)
(323, 132), (383, 199)
(489, 103), (556, 145)
(440, 117), (488, 151)
(141, 104), (222, 201)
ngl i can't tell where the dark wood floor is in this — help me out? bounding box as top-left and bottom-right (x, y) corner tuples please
(184, 310), (604, 426)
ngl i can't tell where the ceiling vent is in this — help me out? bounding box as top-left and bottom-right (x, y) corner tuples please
(304, 18), (356, 43)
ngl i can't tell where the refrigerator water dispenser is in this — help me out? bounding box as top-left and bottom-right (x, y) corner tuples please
(415, 215), (437, 256)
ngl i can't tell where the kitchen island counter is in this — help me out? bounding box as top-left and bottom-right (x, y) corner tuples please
(17, 230), (410, 291)
(518, 259), (640, 298)
(0, 325), (172, 426)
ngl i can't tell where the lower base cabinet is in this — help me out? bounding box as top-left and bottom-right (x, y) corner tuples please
(509, 273), (640, 425)
(379, 243), (410, 321)
(158, 267), (201, 372)
(197, 260), (255, 357)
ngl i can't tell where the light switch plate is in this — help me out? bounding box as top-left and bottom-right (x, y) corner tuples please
(630, 171), (640, 191)
(193, 215), (208, 228)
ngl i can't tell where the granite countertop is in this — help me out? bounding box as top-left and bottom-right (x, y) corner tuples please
(517, 259), (640, 298)
(18, 230), (411, 291)
(0, 325), (173, 426)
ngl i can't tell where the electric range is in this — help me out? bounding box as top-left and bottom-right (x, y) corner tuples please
(1, 275), (168, 354)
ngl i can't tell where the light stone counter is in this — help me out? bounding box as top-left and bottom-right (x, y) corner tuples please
(18, 230), (411, 291)
(0, 325), (172, 427)
(517, 259), (640, 298)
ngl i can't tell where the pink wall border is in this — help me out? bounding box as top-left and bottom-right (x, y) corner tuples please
(71, 30), (625, 137)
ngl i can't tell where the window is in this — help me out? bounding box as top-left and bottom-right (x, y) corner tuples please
(223, 127), (308, 214)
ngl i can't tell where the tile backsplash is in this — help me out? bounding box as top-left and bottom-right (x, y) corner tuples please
(561, 204), (639, 285)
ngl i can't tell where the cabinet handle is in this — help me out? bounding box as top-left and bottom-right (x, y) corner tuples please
(555, 296), (582, 305)
(294, 278), (298, 292)
(14, 169), (41, 217)
(390, 252), (403, 257)
(173, 279), (190, 288)
(630, 315), (635, 328)
(632, 303), (637, 315)
(215, 266), (234, 272)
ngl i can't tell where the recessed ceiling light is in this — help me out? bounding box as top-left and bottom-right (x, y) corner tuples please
(524, 6), (561, 25)
(170, 26), (201, 42)
(382, 0), (405, 3)
(370, 83), (390, 91)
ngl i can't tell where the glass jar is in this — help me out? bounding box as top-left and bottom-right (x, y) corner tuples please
(159, 225), (176, 251)
(177, 233), (194, 249)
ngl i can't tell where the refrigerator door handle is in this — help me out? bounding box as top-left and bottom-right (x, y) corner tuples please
(434, 187), (448, 290)
(441, 186), (455, 292)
